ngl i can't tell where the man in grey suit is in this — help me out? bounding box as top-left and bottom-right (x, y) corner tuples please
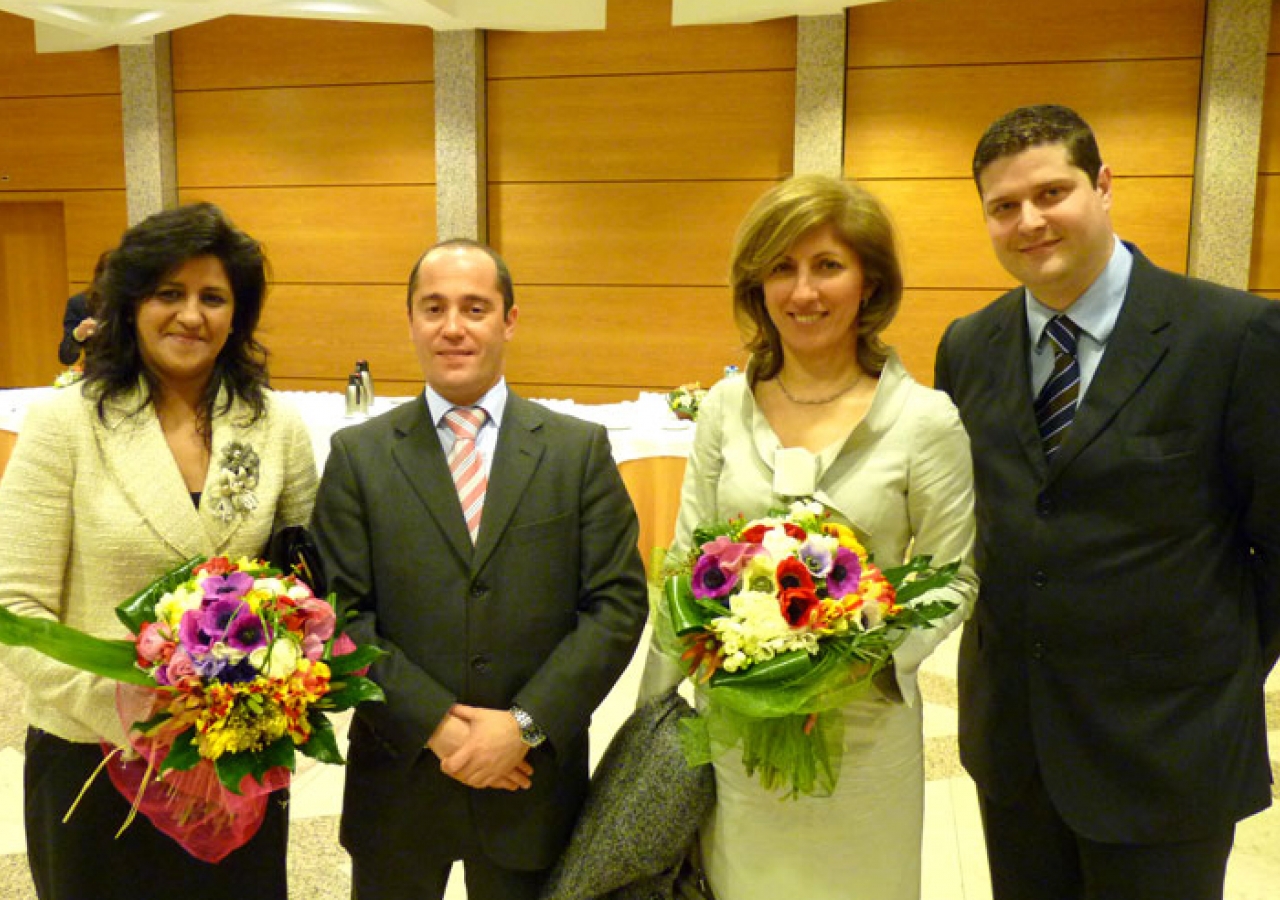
(935, 104), (1280, 900)
(311, 239), (648, 900)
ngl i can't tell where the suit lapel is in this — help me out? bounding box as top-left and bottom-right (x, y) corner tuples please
(471, 394), (545, 575)
(94, 389), (206, 559)
(987, 290), (1049, 477)
(1050, 254), (1172, 476)
(390, 396), (475, 563)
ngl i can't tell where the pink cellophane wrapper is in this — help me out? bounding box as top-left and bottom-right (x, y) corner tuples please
(105, 684), (291, 863)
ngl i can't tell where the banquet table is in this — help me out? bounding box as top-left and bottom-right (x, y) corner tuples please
(0, 387), (694, 571)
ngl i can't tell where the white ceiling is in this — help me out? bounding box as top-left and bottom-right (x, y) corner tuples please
(0, 0), (888, 52)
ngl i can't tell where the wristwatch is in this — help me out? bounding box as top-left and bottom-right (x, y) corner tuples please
(510, 705), (547, 748)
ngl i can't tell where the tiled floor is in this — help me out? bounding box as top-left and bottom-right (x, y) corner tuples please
(2, 627), (1277, 899)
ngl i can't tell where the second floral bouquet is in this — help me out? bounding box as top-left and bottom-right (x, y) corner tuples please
(663, 499), (958, 798)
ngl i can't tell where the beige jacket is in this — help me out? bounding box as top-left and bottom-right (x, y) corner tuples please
(0, 383), (316, 745)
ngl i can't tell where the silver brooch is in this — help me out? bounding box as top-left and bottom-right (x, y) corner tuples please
(209, 441), (260, 522)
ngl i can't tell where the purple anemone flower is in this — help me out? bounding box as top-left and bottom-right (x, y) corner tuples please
(202, 597), (250, 643)
(201, 571), (254, 605)
(825, 547), (862, 600)
(225, 611), (270, 653)
(691, 554), (739, 603)
(179, 608), (215, 655)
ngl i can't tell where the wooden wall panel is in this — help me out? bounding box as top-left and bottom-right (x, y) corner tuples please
(1, 191), (128, 286)
(504, 286), (744, 389)
(489, 71), (793, 182)
(1251, 174), (1280, 289)
(176, 84), (434, 187)
(885, 289), (995, 385)
(871, 177), (1193, 290)
(258, 284), (418, 389)
(1259, 56), (1280, 174)
(178, 186), (435, 286)
(490, 181), (773, 287)
(0, 95), (125, 191)
(846, 0), (1205, 67)
(0, 12), (119, 97)
(0, 202), (67, 387)
(846, 60), (1201, 179)
(171, 16), (433, 89)
(488, 0), (793, 78)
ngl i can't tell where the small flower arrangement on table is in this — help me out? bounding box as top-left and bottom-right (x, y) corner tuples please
(666, 382), (708, 421)
(0, 555), (383, 862)
(662, 499), (957, 798)
(53, 363), (83, 388)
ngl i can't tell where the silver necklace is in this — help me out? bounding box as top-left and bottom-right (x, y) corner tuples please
(775, 370), (864, 405)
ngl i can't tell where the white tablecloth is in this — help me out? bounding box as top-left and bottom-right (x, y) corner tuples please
(0, 387), (696, 467)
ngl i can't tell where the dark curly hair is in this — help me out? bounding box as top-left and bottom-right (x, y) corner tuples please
(82, 202), (270, 431)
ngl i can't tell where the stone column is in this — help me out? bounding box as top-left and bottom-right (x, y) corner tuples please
(793, 14), (847, 178)
(434, 30), (487, 242)
(119, 35), (177, 225)
(1187, 0), (1272, 288)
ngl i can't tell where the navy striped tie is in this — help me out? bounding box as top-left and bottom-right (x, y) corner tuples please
(1034, 316), (1081, 460)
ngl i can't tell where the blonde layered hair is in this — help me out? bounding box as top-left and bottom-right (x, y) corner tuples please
(731, 174), (903, 385)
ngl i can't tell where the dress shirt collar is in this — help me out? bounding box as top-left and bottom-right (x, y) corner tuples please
(425, 380), (508, 430)
(1025, 235), (1132, 349)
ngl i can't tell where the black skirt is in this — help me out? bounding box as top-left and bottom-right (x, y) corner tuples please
(23, 728), (289, 900)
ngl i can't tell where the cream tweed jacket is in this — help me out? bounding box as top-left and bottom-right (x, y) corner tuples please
(0, 383), (316, 745)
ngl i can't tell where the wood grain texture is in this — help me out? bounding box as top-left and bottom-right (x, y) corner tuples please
(177, 186), (436, 285)
(884, 289), (997, 387)
(487, 0), (794, 78)
(0, 191), (128, 286)
(175, 84), (434, 187)
(0, 12), (119, 98)
(846, 0), (1205, 67)
(1250, 174), (1280, 290)
(489, 181), (773, 287)
(1259, 56), (1280, 175)
(504, 285), (745, 387)
(489, 71), (793, 182)
(171, 16), (433, 90)
(845, 60), (1201, 179)
(0, 202), (67, 387)
(868, 176), (1193, 289)
(0, 95), (126, 191)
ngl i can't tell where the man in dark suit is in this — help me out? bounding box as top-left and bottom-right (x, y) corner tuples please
(935, 104), (1280, 900)
(311, 239), (648, 900)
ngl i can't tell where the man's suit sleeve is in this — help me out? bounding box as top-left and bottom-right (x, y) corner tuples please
(58, 293), (89, 366)
(311, 431), (457, 758)
(934, 321), (956, 398)
(1227, 299), (1280, 670)
(511, 425), (648, 753)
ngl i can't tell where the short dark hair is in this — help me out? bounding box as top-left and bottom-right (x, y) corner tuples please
(406, 238), (515, 315)
(84, 202), (270, 427)
(731, 174), (903, 383)
(972, 104), (1104, 190)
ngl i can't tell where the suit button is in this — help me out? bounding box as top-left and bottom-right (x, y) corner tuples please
(1031, 641), (1046, 660)
(471, 655), (490, 673)
(1032, 571), (1048, 588)
(469, 583), (488, 600)
(1036, 495), (1053, 517)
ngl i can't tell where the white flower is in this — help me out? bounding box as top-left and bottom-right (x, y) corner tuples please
(249, 638), (301, 679)
(789, 498), (824, 519)
(761, 527), (800, 563)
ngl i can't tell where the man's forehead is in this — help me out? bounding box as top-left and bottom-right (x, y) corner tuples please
(415, 247), (500, 291)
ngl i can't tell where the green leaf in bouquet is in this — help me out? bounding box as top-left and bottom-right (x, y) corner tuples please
(215, 737), (295, 795)
(882, 556), (960, 606)
(115, 556), (204, 635)
(322, 675), (386, 711)
(708, 648), (815, 689)
(665, 575), (723, 637)
(326, 643), (385, 679)
(0, 606), (152, 686)
(160, 727), (202, 774)
(297, 711), (344, 765)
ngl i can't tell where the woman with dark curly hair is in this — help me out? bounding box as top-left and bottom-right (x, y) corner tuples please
(0, 202), (316, 899)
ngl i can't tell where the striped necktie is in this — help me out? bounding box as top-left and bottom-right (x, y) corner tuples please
(444, 406), (488, 542)
(1034, 315), (1082, 460)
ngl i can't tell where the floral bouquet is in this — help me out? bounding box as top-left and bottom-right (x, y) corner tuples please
(53, 363), (83, 388)
(662, 499), (957, 798)
(0, 555), (383, 862)
(666, 382), (708, 421)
